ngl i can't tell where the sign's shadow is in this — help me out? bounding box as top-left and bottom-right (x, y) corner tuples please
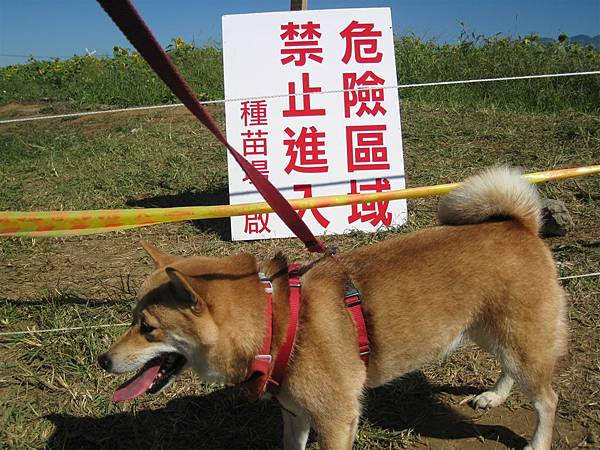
(126, 186), (232, 240)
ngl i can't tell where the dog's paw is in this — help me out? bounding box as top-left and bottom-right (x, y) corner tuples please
(470, 391), (505, 409)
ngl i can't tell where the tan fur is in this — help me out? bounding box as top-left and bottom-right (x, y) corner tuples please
(438, 166), (541, 234)
(101, 167), (567, 450)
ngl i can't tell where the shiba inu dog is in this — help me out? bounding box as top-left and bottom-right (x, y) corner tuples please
(98, 167), (567, 450)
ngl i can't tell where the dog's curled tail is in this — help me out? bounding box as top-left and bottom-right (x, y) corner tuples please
(438, 166), (541, 234)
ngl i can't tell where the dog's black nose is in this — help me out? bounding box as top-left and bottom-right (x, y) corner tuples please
(98, 353), (112, 371)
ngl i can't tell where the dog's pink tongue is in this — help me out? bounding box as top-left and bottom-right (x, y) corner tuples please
(112, 364), (161, 403)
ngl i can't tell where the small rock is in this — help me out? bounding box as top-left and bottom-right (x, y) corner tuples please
(540, 198), (573, 237)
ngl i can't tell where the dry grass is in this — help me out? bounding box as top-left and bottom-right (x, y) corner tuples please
(0, 100), (598, 449)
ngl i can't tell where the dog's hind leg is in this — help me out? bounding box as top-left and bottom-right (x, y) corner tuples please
(522, 382), (558, 450)
(521, 310), (567, 449)
(513, 338), (562, 450)
(467, 326), (516, 409)
(469, 289), (566, 450)
(468, 335), (558, 450)
(471, 370), (514, 409)
(282, 408), (311, 450)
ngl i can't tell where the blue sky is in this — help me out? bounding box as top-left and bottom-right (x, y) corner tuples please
(1, 0), (599, 66)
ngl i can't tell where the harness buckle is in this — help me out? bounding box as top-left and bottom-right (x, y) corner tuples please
(254, 354), (272, 362)
(344, 292), (362, 308)
(344, 289), (360, 298)
(259, 272), (273, 294)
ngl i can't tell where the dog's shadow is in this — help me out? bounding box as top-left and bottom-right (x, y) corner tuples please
(46, 372), (527, 449)
(363, 373), (528, 448)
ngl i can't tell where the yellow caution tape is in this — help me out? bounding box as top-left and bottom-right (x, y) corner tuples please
(1, 165), (598, 238)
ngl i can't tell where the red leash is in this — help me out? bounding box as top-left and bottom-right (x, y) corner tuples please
(96, 0), (327, 254)
(97, 1), (370, 396)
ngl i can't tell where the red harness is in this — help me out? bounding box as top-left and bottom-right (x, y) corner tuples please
(241, 265), (369, 400)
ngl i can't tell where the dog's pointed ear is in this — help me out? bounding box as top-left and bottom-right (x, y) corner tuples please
(141, 240), (180, 269)
(165, 267), (204, 312)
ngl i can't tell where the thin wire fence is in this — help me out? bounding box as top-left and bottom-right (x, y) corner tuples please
(0, 271), (598, 338)
(1, 70), (599, 125)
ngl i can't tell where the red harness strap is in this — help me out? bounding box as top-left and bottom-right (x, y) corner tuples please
(269, 264), (302, 392)
(344, 281), (370, 365)
(241, 275), (274, 400)
(242, 267), (301, 400)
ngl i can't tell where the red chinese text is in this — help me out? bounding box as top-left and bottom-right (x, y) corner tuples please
(343, 71), (387, 118)
(345, 124), (389, 172)
(244, 213), (271, 234)
(241, 129), (268, 156)
(239, 101), (269, 184)
(348, 178), (392, 227)
(242, 159), (269, 183)
(294, 184), (330, 228)
(340, 21), (383, 64)
(240, 100), (268, 127)
(283, 73), (326, 117)
(280, 21), (323, 66)
(284, 126), (328, 174)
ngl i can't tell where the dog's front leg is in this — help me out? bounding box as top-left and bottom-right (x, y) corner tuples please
(282, 408), (310, 450)
(313, 409), (359, 450)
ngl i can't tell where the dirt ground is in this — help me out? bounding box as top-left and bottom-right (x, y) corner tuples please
(1, 102), (599, 449)
(1, 220), (598, 449)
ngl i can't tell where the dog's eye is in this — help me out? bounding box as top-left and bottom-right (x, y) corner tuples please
(140, 320), (155, 334)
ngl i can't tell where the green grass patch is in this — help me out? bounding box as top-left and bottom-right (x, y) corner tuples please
(0, 42), (223, 110)
(0, 113), (227, 212)
(1, 36), (599, 112)
(1, 102), (598, 216)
